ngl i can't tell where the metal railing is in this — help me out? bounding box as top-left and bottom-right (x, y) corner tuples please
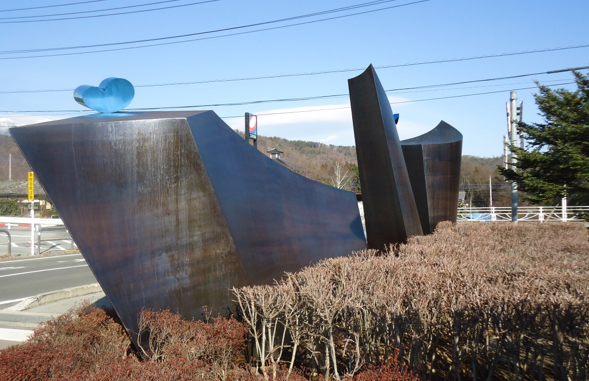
(0, 229), (11, 255)
(37, 226), (76, 255)
(458, 206), (589, 222)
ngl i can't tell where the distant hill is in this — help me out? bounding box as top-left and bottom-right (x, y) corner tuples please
(0, 131), (510, 206)
(0, 135), (30, 182)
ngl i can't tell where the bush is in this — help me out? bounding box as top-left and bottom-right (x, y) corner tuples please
(350, 350), (420, 381)
(0, 199), (19, 216)
(2, 223), (587, 380)
(136, 309), (248, 381)
(0, 303), (131, 380)
(0, 304), (251, 381)
(233, 222), (589, 380)
(40, 209), (58, 218)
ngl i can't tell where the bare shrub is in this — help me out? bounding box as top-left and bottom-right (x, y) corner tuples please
(233, 222), (589, 380)
(137, 309), (248, 381)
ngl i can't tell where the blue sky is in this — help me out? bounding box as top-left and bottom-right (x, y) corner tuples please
(0, 0), (587, 157)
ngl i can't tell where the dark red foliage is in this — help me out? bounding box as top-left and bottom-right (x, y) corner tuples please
(350, 350), (421, 381)
(0, 303), (131, 381)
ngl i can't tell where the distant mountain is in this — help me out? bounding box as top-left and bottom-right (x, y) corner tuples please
(0, 135), (30, 181)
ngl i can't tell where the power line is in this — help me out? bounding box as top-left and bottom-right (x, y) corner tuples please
(218, 82), (576, 119)
(131, 61), (589, 88)
(1, 61), (587, 95)
(1, 0), (184, 19)
(391, 78), (571, 94)
(0, 0), (402, 53)
(0, 81), (576, 115)
(0, 0), (108, 13)
(0, 0), (220, 24)
(0, 66), (589, 96)
(0, 0), (428, 58)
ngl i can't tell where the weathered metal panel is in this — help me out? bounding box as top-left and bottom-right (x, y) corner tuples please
(401, 121), (463, 234)
(10, 111), (366, 344)
(348, 65), (423, 249)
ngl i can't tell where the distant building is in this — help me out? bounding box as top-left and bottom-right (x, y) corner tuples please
(0, 180), (52, 216)
(267, 147), (283, 160)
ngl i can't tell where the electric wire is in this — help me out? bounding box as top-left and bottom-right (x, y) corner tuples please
(0, 0), (220, 23)
(1, 65), (586, 96)
(128, 81), (576, 111)
(2, 0), (188, 19)
(218, 82), (576, 119)
(0, 0), (405, 53)
(0, 0), (428, 58)
(0, 81), (576, 115)
(0, 0), (108, 13)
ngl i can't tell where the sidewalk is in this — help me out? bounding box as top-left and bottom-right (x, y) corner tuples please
(0, 285), (110, 351)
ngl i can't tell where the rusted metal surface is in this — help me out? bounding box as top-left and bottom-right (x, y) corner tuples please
(401, 121), (463, 234)
(348, 65), (423, 249)
(10, 111), (366, 344)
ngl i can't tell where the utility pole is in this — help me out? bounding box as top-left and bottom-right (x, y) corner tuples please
(489, 175), (493, 207)
(503, 135), (508, 169)
(507, 91), (519, 223)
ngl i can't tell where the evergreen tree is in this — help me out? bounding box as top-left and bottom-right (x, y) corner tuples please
(499, 71), (589, 205)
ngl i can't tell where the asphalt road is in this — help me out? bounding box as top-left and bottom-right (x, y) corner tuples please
(0, 226), (77, 257)
(0, 254), (97, 309)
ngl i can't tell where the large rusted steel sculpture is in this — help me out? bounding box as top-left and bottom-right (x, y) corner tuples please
(10, 111), (366, 343)
(348, 65), (423, 249)
(401, 121), (463, 234)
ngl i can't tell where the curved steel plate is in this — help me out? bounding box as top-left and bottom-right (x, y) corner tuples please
(10, 111), (366, 344)
(348, 65), (423, 249)
(401, 121), (463, 234)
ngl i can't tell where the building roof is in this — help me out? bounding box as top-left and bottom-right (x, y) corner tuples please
(0, 180), (46, 197)
(267, 147), (284, 154)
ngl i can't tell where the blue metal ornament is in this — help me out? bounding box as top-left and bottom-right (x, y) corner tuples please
(74, 77), (134, 113)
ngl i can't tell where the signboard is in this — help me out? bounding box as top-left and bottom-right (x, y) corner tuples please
(28, 172), (34, 201)
(249, 114), (257, 138)
(245, 112), (258, 149)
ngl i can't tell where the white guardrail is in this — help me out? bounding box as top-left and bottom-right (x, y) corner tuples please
(458, 206), (589, 222)
(0, 217), (64, 227)
(0, 217), (69, 256)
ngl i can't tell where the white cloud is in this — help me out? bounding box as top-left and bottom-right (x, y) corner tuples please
(223, 95), (435, 146)
(320, 135), (338, 143)
(0, 115), (61, 135)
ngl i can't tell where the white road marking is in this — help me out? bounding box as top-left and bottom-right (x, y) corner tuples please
(46, 241), (66, 251)
(0, 267), (26, 271)
(10, 243), (18, 247)
(57, 259), (85, 263)
(0, 297), (29, 306)
(0, 254), (82, 264)
(0, 265), (87, 278)
(0, 328), (34, 342)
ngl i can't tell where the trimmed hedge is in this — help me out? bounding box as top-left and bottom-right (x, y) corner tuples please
(234, 222), (589, 380)
(2, 222), (587, 380)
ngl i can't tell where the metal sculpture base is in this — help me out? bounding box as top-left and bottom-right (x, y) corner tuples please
(10, 111), (366, 344)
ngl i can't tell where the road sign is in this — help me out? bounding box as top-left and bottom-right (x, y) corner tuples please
(28, 172), (34, 201)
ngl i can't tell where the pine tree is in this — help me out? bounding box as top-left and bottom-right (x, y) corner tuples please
(499, 71), (589, 205)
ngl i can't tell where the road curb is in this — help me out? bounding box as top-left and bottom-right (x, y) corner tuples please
(4, 283), (103, 312)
